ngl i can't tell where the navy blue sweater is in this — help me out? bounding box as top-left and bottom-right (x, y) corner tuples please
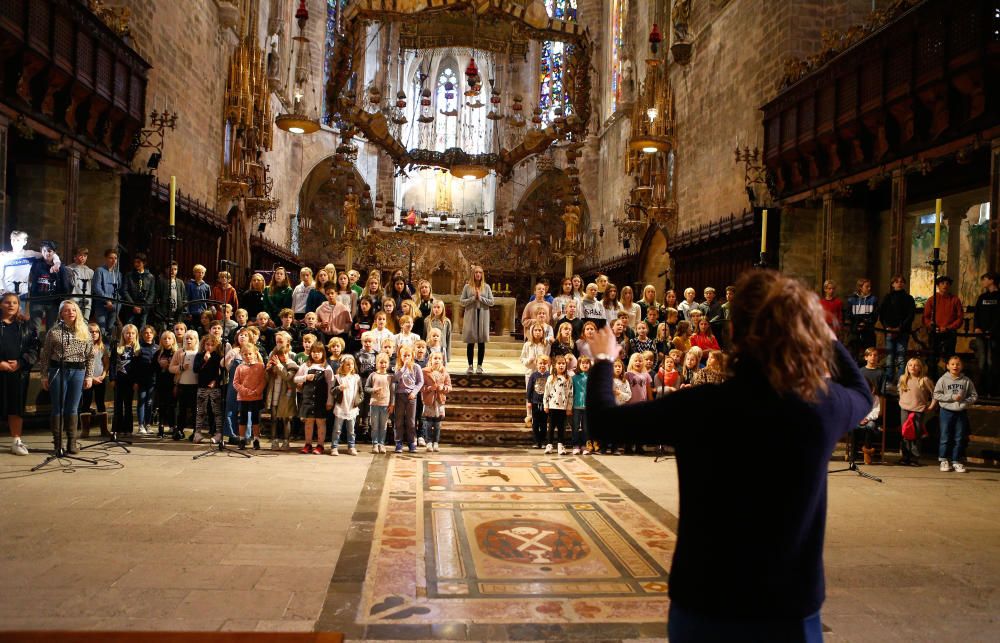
(587, 341), (872, 620)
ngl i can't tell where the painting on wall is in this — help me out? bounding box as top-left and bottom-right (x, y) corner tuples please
(909, 214), (948, 307)
(909, 202), (990, 309)
(958, 203), (990, 307)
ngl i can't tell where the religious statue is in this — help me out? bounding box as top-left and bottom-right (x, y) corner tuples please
(620, 58), (636, 105)
(562, 203), (581, 240)
(672, 0), (691, 43)
(1, 230), (61, 297)
(266, 38), (280, 84)
(343, 191), (360, 231)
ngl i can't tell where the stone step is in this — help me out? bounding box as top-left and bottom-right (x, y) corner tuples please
(448, 387), (526, 406)
(448, 403), (528, 423)
(441, 421), (534, 446)
(456, 336), (522, 345)
(447, 372), (528, 389)
(452, 346), (524, 358)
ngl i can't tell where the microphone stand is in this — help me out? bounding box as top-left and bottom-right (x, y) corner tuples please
(81, 293), (135, 452)
(193, 336), (251, 461)
(829, 428), (883, 483)
(32, 317), (97, 470)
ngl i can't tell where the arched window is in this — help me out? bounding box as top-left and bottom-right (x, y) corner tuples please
(607, 0), (625, 118)
(435, 63), (458, 150)
(539, 0), (577, 124)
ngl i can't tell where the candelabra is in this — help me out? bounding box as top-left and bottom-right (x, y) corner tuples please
(330, 223), (369, 270)
(134, 106), (178, 170)
(613, 202), (648, 252)
(734, 141), (773, 206)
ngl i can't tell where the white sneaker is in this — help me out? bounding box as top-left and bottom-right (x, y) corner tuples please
(138, 425), (148, 435)
(557, 443), (565, 455)
(433, 442), (440, 452)
(192, 431), (205, 444)
(348, 447), (358, 456)
(467, 365), (474, 374)
(209, 433), (221, 444)
(372, 444), (379, 453)
(379, 444), (386, 453)
(270, 438), (279, 450)
(426, 443), (433, 453)
(571, 447), (580, 455)
(417, 437), (426, 447)
(10, 440), (28, 456)
(940, 460), (951, 472)
(543, 444), (553, 454)
(952, 462), (967, 473)
(330, 447), (339, 456)
(282, 439), (291, 451)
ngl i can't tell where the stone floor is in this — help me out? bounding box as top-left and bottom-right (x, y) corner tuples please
(1, 434), (998, 641)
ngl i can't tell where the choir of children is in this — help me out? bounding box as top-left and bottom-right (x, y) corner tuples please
(10, 255), (985, 470)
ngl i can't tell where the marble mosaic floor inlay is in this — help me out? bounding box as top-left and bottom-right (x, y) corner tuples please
(345, 453), (675, 634)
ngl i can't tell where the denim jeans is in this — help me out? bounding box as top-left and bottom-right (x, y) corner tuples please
(899, 408), (923, 461)
(332, 416), (356, 448)
(94, 306), (120, 336)
(571, 409), (588, 447)
(136, 382), (155, 426)
(975, 334), (999, 395)
(938, 408), (970, 463)
(884, 332), (909, 383)
(48, 367), (85, 417)
(370, 405), (389, 445)
(423, 416), (441, 443)
(667, 603), (823, 643)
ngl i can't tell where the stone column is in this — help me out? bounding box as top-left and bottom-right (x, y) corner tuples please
(889, 170), (907, 279)
(0, 116), (7, 243)
(65, 149), (80, 253)
(821, 193), (835, 284)
(990, 138), (1000, 270)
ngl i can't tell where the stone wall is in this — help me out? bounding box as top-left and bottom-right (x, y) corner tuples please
(120, 0), (339, 252)
(77, 169), (122, 254)
(667, 0), (878, 232)
(9, 164), (65, 244)
(124, 0), (230, 208)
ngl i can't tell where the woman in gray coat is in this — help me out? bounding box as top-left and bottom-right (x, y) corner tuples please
(460, 264), (494, 374)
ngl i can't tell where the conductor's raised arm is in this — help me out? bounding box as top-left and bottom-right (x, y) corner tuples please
(585, 326), (680, 447)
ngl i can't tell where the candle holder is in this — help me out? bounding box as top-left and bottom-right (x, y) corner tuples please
(926, 246), (947, 378)
(134, 107), (179, 171)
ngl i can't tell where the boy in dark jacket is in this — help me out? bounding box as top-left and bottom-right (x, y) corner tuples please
(973, 271), (1000, 396)
(28, 240), (73, 335)
(878, 275), (916, 385)
(525, 355), (550, 449)
(123, 253), (156, 330)
(846, 278), (878, 363)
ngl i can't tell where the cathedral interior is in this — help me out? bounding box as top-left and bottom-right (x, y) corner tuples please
(0, 0), (998, 640)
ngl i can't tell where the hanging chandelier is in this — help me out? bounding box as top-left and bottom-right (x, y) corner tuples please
(326, 0), (594, 181)
(275, 0), (321, 135)
(623, 22), (678, 229)
(219, 0), (278, 220)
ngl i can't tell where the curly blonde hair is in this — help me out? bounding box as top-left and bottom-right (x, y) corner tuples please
(730, 270), (834, 403)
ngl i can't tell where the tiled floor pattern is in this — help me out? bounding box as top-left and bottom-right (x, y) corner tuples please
(316, 452), (675, 640)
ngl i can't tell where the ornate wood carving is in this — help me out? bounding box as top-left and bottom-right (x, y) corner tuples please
(762, 0), (996, 199)
(0, 0), (150, 167)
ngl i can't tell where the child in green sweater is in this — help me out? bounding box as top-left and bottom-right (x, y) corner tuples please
(571, 356), (591, 455)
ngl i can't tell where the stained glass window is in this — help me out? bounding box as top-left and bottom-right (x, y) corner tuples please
(608, 0), (625, 117)
(435, 65), (458, 150)
(539, 0), (577, 124)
